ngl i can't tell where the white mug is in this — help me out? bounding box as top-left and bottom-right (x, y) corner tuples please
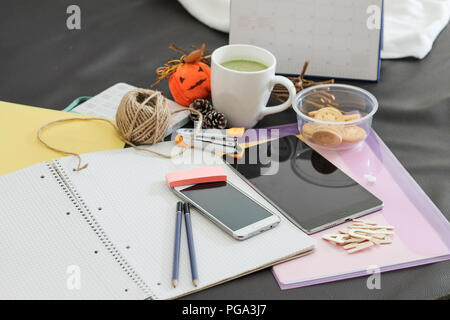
(211, 44), (296, 128)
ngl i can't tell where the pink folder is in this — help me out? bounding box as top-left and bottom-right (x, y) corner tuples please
(260, 126), (450, 289)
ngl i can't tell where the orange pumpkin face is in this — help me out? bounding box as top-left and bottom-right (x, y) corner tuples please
(168, 62), (211, 107)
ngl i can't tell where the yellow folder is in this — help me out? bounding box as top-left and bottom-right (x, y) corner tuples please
(0, 101), (125, 176)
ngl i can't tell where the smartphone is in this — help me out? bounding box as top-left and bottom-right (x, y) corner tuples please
(172, 181), (281, 240)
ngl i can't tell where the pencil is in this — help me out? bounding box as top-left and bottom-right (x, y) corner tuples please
(171, 201), (183, 287)
(184, 202), (199, 286)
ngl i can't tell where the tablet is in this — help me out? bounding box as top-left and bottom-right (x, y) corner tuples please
(223, 135), (383, 234)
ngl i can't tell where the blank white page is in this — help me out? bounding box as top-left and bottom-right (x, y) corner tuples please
(56, 143), (314, 299)
(230, 0), (383, 80)
(0, 163), (148, 299)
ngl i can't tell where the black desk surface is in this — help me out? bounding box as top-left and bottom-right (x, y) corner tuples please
(1, 0), (449, 299)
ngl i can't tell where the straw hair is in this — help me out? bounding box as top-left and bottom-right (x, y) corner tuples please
(37, 89), (203, 171)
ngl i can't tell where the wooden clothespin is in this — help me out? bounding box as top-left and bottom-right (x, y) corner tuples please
(322, 219), (395, 254)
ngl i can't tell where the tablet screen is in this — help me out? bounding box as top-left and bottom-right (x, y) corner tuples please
(224, 135), (382, 233)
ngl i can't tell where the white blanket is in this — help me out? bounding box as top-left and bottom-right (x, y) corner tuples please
(178, 0), (450, 59)
(381, 0), (450, 59)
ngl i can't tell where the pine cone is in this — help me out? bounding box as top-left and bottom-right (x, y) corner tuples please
(203, 110), (228, 129)
(189, 99), (213, 122)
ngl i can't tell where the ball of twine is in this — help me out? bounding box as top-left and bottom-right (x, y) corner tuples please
(116, 88), (170, 145)
(37, 88), (203, 171)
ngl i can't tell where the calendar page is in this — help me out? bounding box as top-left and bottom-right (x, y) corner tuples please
(230, 0), (383, 81)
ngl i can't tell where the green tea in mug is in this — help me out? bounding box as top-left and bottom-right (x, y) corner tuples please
(221, 59), (268, 72)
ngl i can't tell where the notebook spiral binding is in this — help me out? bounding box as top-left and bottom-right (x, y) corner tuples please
(45, 160), (156, 299)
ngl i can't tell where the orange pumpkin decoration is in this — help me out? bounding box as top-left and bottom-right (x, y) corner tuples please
(168, 61), (211, 106)
(152, 43), (212, 107)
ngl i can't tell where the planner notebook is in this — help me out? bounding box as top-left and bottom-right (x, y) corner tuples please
(230, 0), (384, 81)
(67, 83), (190, 137)
(0, 143), (314, 299)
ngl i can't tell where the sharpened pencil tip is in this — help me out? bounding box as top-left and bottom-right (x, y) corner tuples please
(193, 279), (198, 287)
(172, 279), (178, 288)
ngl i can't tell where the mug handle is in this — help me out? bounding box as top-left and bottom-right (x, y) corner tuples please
(259, 75), (297, 118)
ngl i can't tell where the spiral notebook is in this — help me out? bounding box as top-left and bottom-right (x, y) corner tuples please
(0, 143), (314, 299)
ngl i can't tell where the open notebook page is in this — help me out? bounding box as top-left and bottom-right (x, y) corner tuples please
(55, 143), (314, 299)
(0, 163), (147, 299)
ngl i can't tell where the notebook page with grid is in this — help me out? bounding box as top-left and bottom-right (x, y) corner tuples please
(0, 163), (149, 299)
(54, 143), (314, 299)
(229, 0), (383, 80)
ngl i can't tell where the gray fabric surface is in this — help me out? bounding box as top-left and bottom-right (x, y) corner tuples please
(1, 0), (449, 299)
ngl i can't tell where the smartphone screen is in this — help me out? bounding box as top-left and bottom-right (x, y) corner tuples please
(179, 181), (274, 231)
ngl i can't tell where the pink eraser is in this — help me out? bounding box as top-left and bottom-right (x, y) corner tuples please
(166, 166), (227, 188)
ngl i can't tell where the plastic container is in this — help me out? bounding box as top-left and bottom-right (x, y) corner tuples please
(293, 84), (378, 151)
